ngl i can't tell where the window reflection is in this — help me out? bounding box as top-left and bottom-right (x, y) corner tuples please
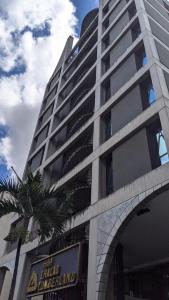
(148, 85), (156, 105)
(142, 53), (148, 66)
(156, 131), (169, 165)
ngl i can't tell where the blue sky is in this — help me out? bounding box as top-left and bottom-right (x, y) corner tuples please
(0, 0), (99, 178)
(0, 125), (9, 177)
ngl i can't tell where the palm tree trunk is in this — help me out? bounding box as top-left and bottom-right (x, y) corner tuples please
(8, 237), (22, 300)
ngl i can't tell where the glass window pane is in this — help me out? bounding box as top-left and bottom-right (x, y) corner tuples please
(156, 131), (169, 165)
(148, 87), (156, 104)
(160, 154), (169, 165)
(159, 135), (168, 156)
(143, 54), (148, 66)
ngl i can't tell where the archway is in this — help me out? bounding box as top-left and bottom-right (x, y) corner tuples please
(104, 187), (169, 300)
(0, 267), (12, 300)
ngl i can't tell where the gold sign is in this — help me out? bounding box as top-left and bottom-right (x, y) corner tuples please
(26, 244), (80, 297)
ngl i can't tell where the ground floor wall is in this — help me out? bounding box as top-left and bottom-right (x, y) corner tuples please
(1, 165), (169, 300)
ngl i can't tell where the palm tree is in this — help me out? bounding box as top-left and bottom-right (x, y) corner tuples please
(0, 170), (73, 300)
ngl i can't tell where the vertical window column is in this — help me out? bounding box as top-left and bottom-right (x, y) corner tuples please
(156, 131), (169, 165)
(147, 121), (169, 169)
(140, 76), (156, 108)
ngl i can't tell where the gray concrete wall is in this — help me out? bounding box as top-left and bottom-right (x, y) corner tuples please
(164, 71), (169, 92)
(109, 0), (127, 24)
(110, 28), (133, 67)
(146, 0), (169, 20)
(113, 128), (152, 190)
(149, 18), (169, 48)
(110, 85), (143, 135)
(110, 53), (137, 96)
(0, 270), (12, 300)
(109, 11), (130, 44)
(155, 41), (169, 70)
(144, 1), (169, 32)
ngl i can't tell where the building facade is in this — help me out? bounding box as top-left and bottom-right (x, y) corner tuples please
(1, 0), (169, 299)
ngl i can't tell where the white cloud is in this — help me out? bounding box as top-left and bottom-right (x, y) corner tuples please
(0, 0), (77, 176)
(0, 137), (12, 166)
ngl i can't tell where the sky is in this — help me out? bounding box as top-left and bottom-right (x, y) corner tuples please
(0, 0), (99, 178)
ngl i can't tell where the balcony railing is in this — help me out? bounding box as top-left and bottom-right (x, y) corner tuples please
(62, 169), (92, 213)
(67, 112), (93, 138)
(62, 141), (93, 175)
(71, 88), (91, 109)
(65, 16), (98, 71)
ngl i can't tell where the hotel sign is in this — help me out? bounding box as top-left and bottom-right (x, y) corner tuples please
(26, 243), (81, 297)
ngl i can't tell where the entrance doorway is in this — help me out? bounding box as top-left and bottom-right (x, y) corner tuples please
(106, 189), (169, 300)
(124, 263), (169, 300)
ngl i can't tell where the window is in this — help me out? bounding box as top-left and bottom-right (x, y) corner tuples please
(131, 23), (141, 41)
(103, 35), (110, 50)
(156, 130), (169, 165)
(103, 55), (110, 73)
(147, 121), (169, 169)
(142, 53), (148, 66)
(147, 84), (156, 105)
(106, 154), (113, 195)
(103, 3), (109, 17)
(103, 79), (111, 103)
(28, 147), (45, 172)
(128, 3), (137, 20)
(135, 46), (148, 70)
(140, 76), (156, 108)
(103, 18), (110, 31)
(104, 111), (112, 140)
(163, 0), (169, 13)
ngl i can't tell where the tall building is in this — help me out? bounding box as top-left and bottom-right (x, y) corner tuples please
(1, 0), (169, 299)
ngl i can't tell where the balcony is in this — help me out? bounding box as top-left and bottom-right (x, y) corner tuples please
(48, 98), (94, 158)
(62, 46), (97, 87)
(67, 111), (93, 138)
(44, 128), (93, 186)
(41, 84), (58, 113)
(31, 123), (49, 153)
(48, 168), (92, 214)
(53, 71), (95, 130)
(65, 169), (91, 213)
(62, 140), (92, 176)
(59, 64), (96, 106)
(64, 17), (98, 72)
(26, 146), (45, 174)
(36, 103), (54, 132)
(47, 68), (61, 92)
(70, 70), (96, 109)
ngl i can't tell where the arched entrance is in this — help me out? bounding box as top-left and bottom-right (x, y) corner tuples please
(102, 187), (169, 300)
(0, 267), (12, 300)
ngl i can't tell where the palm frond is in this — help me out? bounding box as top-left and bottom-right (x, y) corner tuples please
(0, 177), (20, 198)
(34, 203), (66, 243)
(0, 170), (73, 244)
(0, 199), (23, 217)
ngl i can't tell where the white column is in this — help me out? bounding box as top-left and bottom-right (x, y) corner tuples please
(87, 218), (98, 300)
